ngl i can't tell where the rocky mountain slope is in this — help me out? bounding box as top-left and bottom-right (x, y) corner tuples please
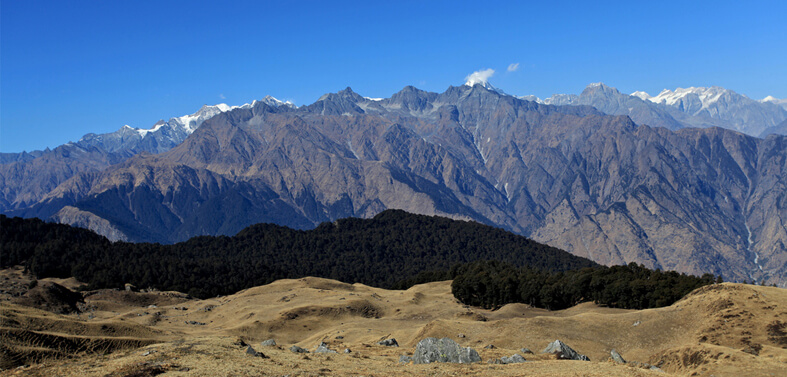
(530, 83), (787, 137)
(4, 84), (787, 286)
(0, 98), (292, 214)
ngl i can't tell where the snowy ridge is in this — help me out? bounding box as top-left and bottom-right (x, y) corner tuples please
(130, 95), (293, 137)
(643, 86), (729, 109)
(761, 95), (787, 110)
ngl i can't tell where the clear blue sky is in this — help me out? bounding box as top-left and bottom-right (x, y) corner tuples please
(2, 0), (786, 152)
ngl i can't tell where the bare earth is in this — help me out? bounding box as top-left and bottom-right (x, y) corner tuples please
(1, 267), (785, 376)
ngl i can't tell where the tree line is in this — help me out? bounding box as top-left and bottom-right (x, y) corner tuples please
(0, 210), (596, 298)
(1, 212), (719, 309)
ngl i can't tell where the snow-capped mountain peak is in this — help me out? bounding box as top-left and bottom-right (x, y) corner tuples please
(260, 95), (295, 108)
(761, 95), (787, 110)
(631, 91), (651, 100)
(646, 86), (732, 108)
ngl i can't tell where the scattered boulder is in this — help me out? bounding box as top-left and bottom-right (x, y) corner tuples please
(290, 345), (309, 353)
(500, 354), (526, 364)
(314, 342), (338, 354)
(520, 348), (533, 354)
(261, 339), (276, 347)
(541, 340), (589, 361)
(378, 338), (399, 347)
(484, 344), (496, 349)
(184, 320), (205, 326)
(610, 349), (626, 363)
(399, 355), (413, 364)
(412, 337), (481, 364)
(245, 345), (268, 358)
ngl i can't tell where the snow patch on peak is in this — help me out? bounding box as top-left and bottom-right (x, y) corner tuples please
(762, 95), (779, 103)
(260, 95), (294, 108)
(215, 103), (232, 112)
(647, 86), (729, 107)
(631, 91), (651, 100)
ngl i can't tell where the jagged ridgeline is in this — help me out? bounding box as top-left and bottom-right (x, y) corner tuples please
(0, 210), (597, 298)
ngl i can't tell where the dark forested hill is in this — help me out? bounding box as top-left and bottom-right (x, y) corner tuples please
(0, 210), (597, 298)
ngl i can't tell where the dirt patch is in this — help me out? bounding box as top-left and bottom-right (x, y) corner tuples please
(12, 282), (84, 314)
(281, 300), (382, 320)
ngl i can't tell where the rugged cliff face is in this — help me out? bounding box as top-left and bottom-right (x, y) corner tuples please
(4, 84), (787, 285)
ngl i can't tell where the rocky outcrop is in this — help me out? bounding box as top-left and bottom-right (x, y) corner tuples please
(412, 337), (481, 364)
(541, 340), (589, 361)
(610, 349), (626, 363)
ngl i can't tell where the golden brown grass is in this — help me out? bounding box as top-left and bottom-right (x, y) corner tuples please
(2, 272), (786, 376)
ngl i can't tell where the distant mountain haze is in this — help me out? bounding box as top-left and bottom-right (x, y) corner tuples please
(2, 83), (786, 287)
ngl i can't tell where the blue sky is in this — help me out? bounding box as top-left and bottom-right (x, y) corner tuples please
(2, 0), (785, 152)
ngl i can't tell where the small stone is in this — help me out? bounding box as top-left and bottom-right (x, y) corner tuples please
(378, 338), (399, 347)
(610, 349), (626, 363)
(261, 339), (276, 347)
(290, 345), (309, 353)
(314, 342), (338, 354)
(343, 348), (352, 353)
(484, 344), (496, 349)
(399, 355), (413, 364)
(633, 321), (641, 327)
(520, 348), (533, 354)
(486, 358), (502, 364)
(246, 345), (268, 358)
(500, 354), (526, 364)
(335, 336), (344, 340)
(458, 333), (466, 338)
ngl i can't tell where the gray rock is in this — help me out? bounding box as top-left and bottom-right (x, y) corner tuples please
(412, 337), (481, 364)
(520, 348), (533, 354)
(378, 338), (399, 347)
(314, 342), (338, 354)
(399, 355), (413, 363)
(610, 349), (626, 363)
(343, 348), (352, 353)
(261, 339), (276, 347)
(541, 340), (590, 361)
(245, 345), (267, 358)
(290, 345), (309, 353)
(487, 358), (502, 364)
(500, 354), (526, 364)
(484, 344), (496, 349)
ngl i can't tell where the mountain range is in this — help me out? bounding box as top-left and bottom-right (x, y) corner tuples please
(2, 82), (787, 287)
(524, 83), (787, 137)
